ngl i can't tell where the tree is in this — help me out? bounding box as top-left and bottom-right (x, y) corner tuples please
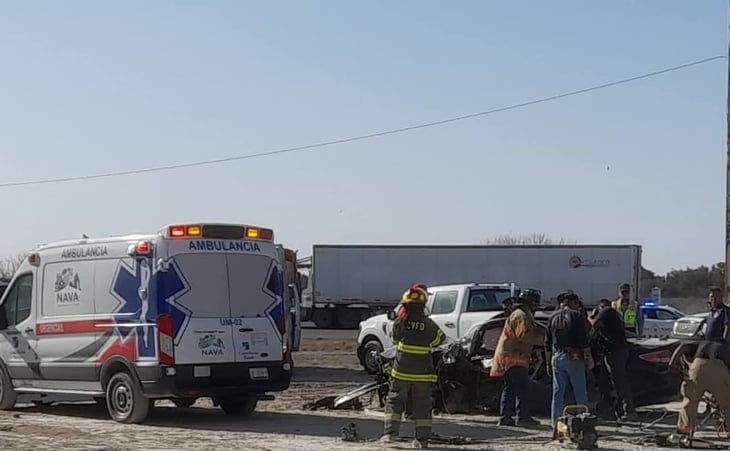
(0, 254), (25, 281)
(480, 233), (573, 245)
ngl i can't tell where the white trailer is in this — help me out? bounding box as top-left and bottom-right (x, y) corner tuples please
(301, 244), (642, 329)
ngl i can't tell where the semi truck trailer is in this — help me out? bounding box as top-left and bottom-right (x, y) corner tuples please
(299, 244), (642, 329)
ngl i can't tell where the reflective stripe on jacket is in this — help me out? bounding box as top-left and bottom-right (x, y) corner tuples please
(612, 299), (637, 328)
(390, 314), (446, 383)
(490, 307), (544, 377)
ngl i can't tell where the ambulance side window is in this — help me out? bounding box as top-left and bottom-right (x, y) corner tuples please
(0, 274), (33, 329)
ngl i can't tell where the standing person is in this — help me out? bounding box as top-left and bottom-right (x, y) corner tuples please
(611, 283), (643, 337)
(704, 286), (730, 342)
(546, 292), (592, 427)
(670, 337), (730, 438)
(396, 283), (428, 320)
(502, 297), (515, 317)
(382, 284), (445, 449)
(589, 299), (637, 420)
(490, 288), (545, 427)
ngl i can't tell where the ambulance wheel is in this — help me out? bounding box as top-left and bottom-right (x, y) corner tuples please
(106, 372), (151, 423)
(173, 398), (197, 408)
(0, 364), (17, 410)
(220, 396), (258, 417)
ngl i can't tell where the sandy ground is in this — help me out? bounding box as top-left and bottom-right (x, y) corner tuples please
(0, 337), (724, 451)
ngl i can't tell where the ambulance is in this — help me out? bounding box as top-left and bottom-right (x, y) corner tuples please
(0, 223), (300, 423)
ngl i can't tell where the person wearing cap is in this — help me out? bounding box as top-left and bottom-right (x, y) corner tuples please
(381, 284), (445, 449)
(546, 292), (592, 427)
(490, 288), (545, 427)
(611, 283), (643, 337)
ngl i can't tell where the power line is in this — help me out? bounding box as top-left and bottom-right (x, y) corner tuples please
(1, 55), (724, 189)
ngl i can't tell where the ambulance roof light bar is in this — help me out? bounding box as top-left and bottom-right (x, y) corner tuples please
(167, 224), (273, 241)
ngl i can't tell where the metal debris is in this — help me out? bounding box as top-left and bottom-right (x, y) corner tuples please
(302, 395), (363, 411)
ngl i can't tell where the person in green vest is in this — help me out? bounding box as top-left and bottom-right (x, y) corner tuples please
(611, 283), (643, 337)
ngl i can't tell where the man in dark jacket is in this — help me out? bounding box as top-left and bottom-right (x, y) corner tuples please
(589, 299), (636, 420)
(382, 284), (445, 449)
(546, 292), (591, 426)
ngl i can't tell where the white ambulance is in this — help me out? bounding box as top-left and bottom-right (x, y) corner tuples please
(0, 223), (300, 423)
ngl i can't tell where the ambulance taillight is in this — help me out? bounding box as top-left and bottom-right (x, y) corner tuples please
(157, 314), (175, 366)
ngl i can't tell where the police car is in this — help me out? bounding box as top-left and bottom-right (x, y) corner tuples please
(641, 302), (687, 338)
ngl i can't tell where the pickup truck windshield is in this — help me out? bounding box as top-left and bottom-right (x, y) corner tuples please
(429, 288), (513, 315)
(466, 289), (512, 312)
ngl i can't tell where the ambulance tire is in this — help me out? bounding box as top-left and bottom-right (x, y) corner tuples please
(0, 363), (17, 410)
(106, 371), (151, 424)
(220, 396), (258, 417)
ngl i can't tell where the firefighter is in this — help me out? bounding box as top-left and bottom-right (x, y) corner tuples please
(669, 337), (730, 437)
(611, 283), (643, 337)
(382, 284), (445, 449)
(396, 283), (428, 320)
(490, 288), (545, 427)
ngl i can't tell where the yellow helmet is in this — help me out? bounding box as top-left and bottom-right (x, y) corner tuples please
(401, 285), (428, 304)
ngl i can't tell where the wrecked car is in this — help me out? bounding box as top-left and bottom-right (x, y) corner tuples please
(338, 310), (682, 415)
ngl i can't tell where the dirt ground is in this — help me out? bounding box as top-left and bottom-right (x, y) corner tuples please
(0, 337), (724, 451)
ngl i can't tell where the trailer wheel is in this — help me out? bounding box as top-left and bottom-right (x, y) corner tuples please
(336, 307), (361, 329)
(311, 309), (335, 329)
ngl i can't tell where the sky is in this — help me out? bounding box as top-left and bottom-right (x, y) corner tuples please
(0, 1), (727, 274)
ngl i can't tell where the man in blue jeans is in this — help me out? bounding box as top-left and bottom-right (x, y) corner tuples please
(546, 292), (592, 427)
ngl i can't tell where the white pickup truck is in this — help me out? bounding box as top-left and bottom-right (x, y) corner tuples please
(356, 283), (518, 373)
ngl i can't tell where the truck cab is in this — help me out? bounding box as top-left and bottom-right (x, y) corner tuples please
(356, 283), (517, 373)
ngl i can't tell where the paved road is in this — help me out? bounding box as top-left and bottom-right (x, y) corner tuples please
(301, 322), (359, 341)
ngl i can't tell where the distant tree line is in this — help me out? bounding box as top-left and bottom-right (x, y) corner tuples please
(640, 263), (724, 299)
(0, 255), (24, 281)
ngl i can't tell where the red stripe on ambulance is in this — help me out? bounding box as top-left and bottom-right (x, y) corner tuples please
(36, 320), (114, 336)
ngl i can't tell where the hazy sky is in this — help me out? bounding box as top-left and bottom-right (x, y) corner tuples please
(0, 1), (726, 274)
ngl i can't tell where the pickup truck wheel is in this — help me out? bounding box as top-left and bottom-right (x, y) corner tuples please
(362, 339), (384, 374)
(106, 372), (151, 424)
(220, 397), (258, 417)
(311, 309), (335, 329)
(0, 364), (17, 410)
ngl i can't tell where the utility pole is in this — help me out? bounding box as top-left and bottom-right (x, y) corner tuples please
(726, 0), (730, 300)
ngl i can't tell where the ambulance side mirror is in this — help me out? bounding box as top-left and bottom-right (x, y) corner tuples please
(387, 309), (397, 321)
